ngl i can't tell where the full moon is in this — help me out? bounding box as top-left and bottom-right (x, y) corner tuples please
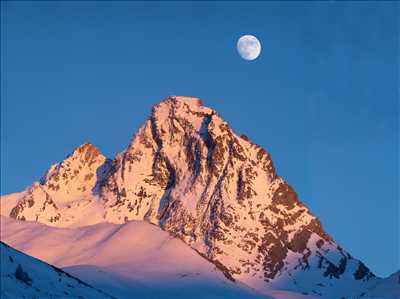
(237, 35), (261, 61)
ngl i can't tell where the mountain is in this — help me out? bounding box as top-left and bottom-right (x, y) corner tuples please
(1, 96), (394, 298)
(0, 241), (115, 299)
(0, 216), (269, 299)
(359, 271), (400, 299)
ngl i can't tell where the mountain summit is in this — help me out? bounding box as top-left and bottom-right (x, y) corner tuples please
(3, 96), (377, 297)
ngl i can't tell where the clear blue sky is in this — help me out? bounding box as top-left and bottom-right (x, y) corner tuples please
(1, 1), (398, 277)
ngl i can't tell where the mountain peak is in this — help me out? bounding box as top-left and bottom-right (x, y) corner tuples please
(75, 142), (98, 151)
(71, 142), (102, 160)
(158, 95), (204, 108)
(39, 142), (107, 197)
(151, 96), (214, 126)
(40, 142), (106, 187)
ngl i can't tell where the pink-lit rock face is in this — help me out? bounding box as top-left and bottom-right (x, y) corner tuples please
(1, 96), (378, 298)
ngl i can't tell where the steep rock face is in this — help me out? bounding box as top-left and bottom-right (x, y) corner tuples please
(3, 96), (377, 297)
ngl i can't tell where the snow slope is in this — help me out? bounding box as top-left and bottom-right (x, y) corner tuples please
(0, 216), (269, 299)
(0, 241), (115, 299)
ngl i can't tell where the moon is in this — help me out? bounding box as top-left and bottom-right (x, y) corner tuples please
(237, 35), (261, 61)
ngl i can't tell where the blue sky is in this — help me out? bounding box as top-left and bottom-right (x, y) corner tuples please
(1, 1), (398, 277)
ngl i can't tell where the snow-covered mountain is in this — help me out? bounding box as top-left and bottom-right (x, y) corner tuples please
(0, 241), (115, 299)
(1, 96), (397, 298)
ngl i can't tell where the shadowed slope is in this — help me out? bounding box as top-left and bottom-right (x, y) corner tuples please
(0, 241), (115, 299)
